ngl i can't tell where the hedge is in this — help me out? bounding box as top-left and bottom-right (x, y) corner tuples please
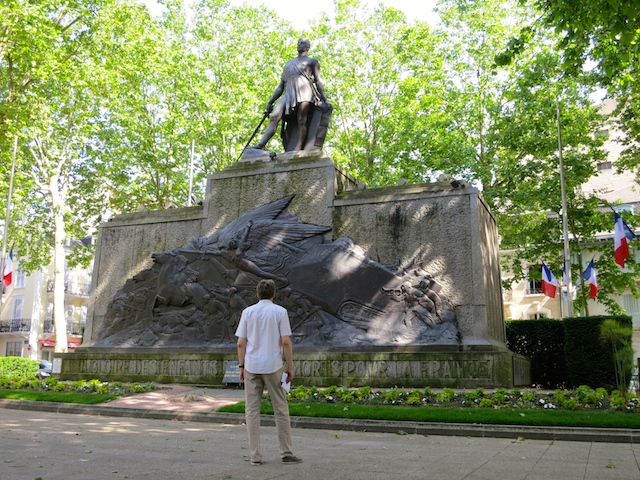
(506, 315), (633, 389)
(0, 357), (40, 378)
(564, 315), (633, 390)
(506, 319), (567, 388)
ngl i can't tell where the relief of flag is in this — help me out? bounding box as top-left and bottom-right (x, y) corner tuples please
(582, 258), (598, 299)
(541, 262), (558, 298)
(614, 211), (636, 268)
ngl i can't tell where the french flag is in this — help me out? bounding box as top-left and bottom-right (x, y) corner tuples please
(614, 211), (635, 268)
(582, 258), (598, 299)
(541, 262), (558, 298)
(2, 248), (13, 287)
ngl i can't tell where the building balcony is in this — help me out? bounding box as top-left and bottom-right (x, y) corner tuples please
(0, 318), (31, 333)
(43, 319), (85, 335)
(46, 280), (91, 297)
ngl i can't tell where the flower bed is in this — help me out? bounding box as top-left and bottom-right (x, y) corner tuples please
(0, 375), (156, 396)
(287, 385), (640, 412)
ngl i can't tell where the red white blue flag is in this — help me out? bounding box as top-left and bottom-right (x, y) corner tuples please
(582, 258), (598, 299)
(541, 262), (558, 298)
(2, 248), (13, 286)
(614, 211), (635, 268)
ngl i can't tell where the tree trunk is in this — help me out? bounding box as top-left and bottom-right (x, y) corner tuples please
(51, 174), (68, 353)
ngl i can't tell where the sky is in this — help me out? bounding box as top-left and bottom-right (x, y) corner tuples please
(141, 0), (440, 27)
(228, 0), (440, 27)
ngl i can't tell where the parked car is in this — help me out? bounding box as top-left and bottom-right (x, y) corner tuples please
(36, 361), (52, 379)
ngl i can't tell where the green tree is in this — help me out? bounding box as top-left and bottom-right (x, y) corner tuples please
(600, 319), (634, 396)
(0, 0), (115, 351)
(89, 0), (297, 212)
(308, 0), (451, 185)
(523, 0), (639, 81)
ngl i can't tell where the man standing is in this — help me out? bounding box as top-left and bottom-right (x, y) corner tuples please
(252, 38), (329, 151)
(235, 279), (301, 465)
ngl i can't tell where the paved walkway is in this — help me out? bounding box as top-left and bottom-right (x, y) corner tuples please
(1, 385), (640, 479)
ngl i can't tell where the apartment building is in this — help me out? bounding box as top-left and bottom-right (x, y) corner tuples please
(0, 239), (92, 361)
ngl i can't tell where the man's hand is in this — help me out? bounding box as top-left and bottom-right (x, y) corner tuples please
(265, 102), (274, 115)
(285, 365), (294, 383)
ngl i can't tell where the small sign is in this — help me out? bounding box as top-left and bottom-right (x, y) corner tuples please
(52, 358), (62, 375)
(222, 360), (242, 385)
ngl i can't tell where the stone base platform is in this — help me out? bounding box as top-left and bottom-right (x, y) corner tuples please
(58, 347), (530, 389)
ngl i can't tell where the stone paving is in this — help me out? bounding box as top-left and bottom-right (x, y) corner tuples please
(1, 386), (640, 479)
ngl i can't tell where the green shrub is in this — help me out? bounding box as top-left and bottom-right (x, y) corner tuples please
(382, 389), (403, 403)
(129, 382), (145, 394)
(88, 379), (102, 392)
(337, 389), (355, 403)
(479, 397), (495, 408)
(553, 390), (567, 407)
(291, 385), (313, 400)
(564, 315), (632, 389)
(464, 388), (485, 402)
(0, 357), (40, 378)
(71, 380), (88, 391)
(44, 376), (59, 387)
(506, 318), (566, 388)
(320, 385), (338, 397)
(13, 378), (28, 389)
(436, 388), (456, 403)
(0, 375), (12, 387)
(492, 388), (509, 405)
(356, 386), (371, 401)
(563, 398), (580, 410)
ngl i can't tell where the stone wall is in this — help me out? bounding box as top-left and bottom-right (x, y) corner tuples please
(333, 183), (505, 349)
(61, 349), (530, 388)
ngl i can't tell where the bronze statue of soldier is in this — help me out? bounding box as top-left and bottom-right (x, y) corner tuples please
(246, 39), (332, 155)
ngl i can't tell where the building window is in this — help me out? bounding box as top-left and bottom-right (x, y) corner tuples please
(6, 341), (22, 357)
(526, 313), (548, 319)
(14, 270), (25, 288)
(526, 265), (542, 295)
(597, 161), (612, 171)
(12, 295), (23, 320)
(65, 304), (74, 323)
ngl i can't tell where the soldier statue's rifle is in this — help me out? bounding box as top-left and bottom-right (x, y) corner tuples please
(236, 108), (271, 162)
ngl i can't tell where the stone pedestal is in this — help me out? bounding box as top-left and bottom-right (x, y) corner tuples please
(64, 152), (529, 388)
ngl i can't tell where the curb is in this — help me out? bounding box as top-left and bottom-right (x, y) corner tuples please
(2, 399), (639, 444)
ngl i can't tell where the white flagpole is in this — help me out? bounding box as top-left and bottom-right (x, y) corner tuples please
(188, 139), (195, 207)
(1, 136), (18, 288)
(556, 96), (573, 318)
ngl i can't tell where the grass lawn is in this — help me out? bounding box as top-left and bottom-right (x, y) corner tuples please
(218, 401), (640, 429)
(0, 389), (119, 404)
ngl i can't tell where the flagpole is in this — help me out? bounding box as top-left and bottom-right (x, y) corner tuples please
(1, 136), (18, 290)
(187, 139), (195, 207)
(556, 95), (573, 318)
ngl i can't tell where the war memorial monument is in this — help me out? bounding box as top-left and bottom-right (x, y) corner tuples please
(57, 40), (530, 388)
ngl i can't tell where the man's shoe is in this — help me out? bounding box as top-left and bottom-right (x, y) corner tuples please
(250, 461), (261, 466)
(282, 456), (302, 464)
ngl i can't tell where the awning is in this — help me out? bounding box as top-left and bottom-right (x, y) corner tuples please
(40, 339), (81, 348)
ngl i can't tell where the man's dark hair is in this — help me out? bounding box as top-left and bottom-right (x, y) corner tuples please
(256, 279), (276, 299)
